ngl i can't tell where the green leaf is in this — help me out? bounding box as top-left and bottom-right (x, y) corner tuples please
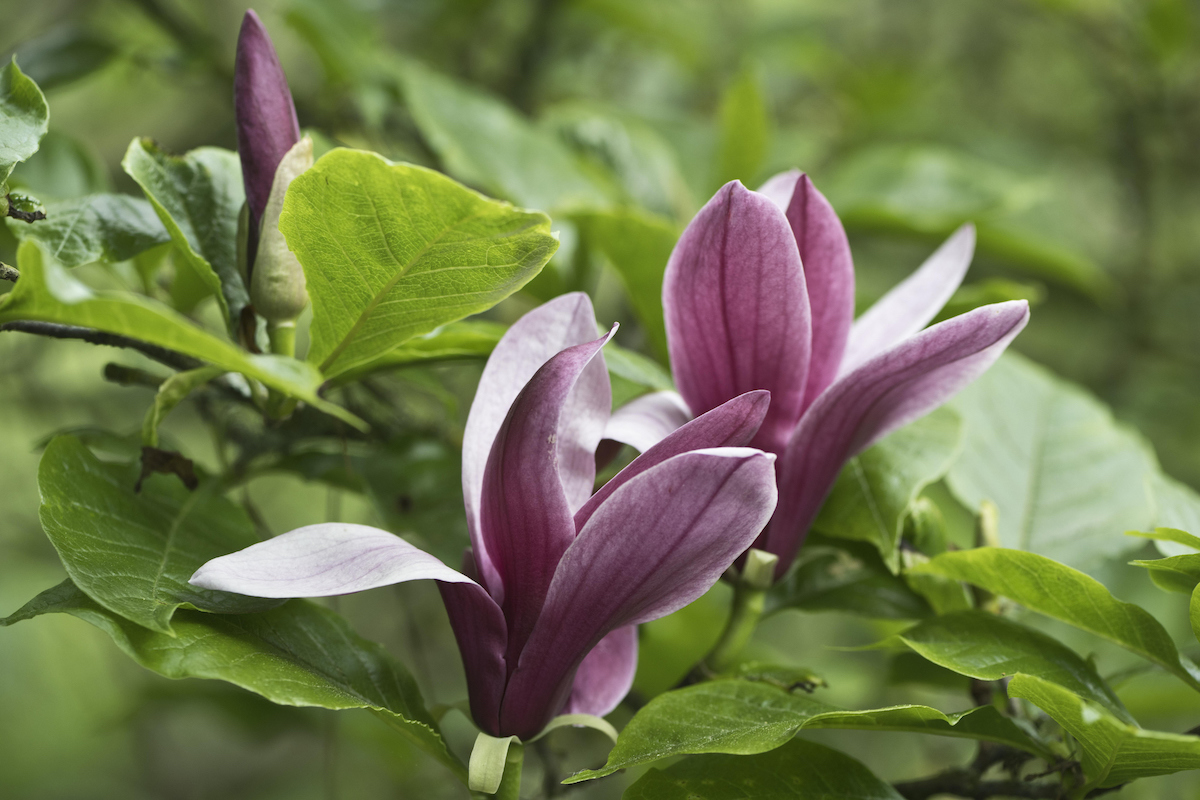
(604, 340), (674, 392)
(0, 58), (49, 185)
(280, 148), (559, 379)
(37, 436), (280, 633)
(946, 354), (1157, 571)
(330, 320), (505, 385)
(910, 548), (1200, 691)
(1009, 673), (1200, 789)
(815, 408), (962, 571)
(714, 66), (771, 190)
(9, 130), (110, 198)
(771, 546), (933, 620)
(1148, 475), (1200, 556)
(122, 138), (248, 330)
(1, 241), (362, 427)
(897, 610), (1132, 722)
(2, 580), (464, 782)
(7, 194), (170, 266)
(568, 679), (1048, 782)
(142, 366), (224, 447)
(396, 60), (611, 213)
(573, 208), (679, 359)
(623, 737), (903, 800)
(1129, 551), (1200, 594)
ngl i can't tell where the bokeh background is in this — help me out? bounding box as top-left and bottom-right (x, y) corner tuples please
(3, 0), (1200, 797)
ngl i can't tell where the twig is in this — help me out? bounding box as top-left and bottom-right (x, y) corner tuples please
(0, 321), (201, 371)
(0, 263), (18, 282)
(894, 771), (1059, 800)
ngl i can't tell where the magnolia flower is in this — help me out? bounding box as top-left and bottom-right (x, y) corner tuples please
(235, 9), (311, 325)
(606, 173), (1030, 580)
(190, 294), (778, 739)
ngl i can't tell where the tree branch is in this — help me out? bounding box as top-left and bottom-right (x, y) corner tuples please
(0, 263), (19, 282)
(0, 321), (201, 371)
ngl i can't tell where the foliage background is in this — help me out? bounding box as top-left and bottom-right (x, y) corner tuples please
(3, 0), (1200, 797)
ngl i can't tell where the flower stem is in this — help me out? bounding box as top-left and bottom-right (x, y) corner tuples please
(493, 742), (523, 800)
(704, 548), (778, 674)
(264, 321), (299, 419)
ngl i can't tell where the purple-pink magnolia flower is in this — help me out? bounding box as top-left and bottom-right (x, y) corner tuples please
(190, 294), (778, 739)
(606, 172), (1030, 580)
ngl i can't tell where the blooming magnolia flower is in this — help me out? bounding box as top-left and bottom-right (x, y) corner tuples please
(190, 294), (778, 739)
(235, 9), (311, 324)
(606, 173), (1030, 579)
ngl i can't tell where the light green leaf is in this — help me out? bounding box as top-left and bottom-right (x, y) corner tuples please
(396, 60), (610, 212)
(1, 241), (362, 428)
(910, 548), (1200, 691)
(1149, 475), (1200, 556)
(0, 58), (48, 185)
(573, 208), (679, 359)
(331, 320), (505, 385)
(946, 354), (1157, 571)
(623, 737), (902, 800)
(1129, 551), (1200, 595)
(122, 138), (248, 329)
(1009, 673), (1200, 789)
(604, 340), (674, 392)
(7, 194), (170, 266)
(2, 579), (464, 782)
(280, 148), (559, 379)
(37, 436), (280, 633)
(142, 366), (224, 446)
(568, 679), (1048, 782)
(715, 66), (770, 190)
(815, 408), (962, 571)
(771, 546), (933, 620)
(897, 610), (1132, 722)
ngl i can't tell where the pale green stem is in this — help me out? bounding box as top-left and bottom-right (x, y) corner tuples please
(493, 742), (523, 800)
(704, 549), (778, 674)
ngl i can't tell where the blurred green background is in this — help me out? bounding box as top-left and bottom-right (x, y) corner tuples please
(4, 0), (1200, 797)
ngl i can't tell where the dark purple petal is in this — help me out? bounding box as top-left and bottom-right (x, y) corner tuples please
(766, 300), (1030, 576)
(235, 9), (300, 264)
(439, 581), (509, 736)
(603, 390), (692, 453)
(480, 327), (616, 666)
(663, 181), (811, 456)
(783, 174), (856, 410)
(576, 390), (771, 530)
(499, 448), (778, 739)
(840, 224), (975, 376)
(462, 293), (603, 600)
(562, 625), (638, 717)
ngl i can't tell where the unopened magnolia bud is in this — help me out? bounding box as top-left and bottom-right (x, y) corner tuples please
(250, 136), (312, 324)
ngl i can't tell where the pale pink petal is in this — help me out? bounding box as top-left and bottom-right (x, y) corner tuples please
(562, 625), (638, 718)
(603, 390), (692, 453)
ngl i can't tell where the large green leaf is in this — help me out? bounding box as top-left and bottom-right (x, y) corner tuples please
(946, 354), (1157, 570)
(623, 737), (903, 800)
(909, 548), (1200, 691)
(0, 58), (48, 185)
(280, 148), (559, 378)
(122, 138), (248, 329)
(331, 320), (506, 384)
(1, 580), (464, 782)
(0, 241), (361, 427)
(897, 611), (1132, 722)
(573, 208), (678, 359)
(771, 544), (933, 621)
(396, 60), (610, 213)
(1009, 673), (1200, 790)
(38, 436), (279, 633)
(568, 679), (1048, 782)
(7, 194), (170, 266)
(815, 408), (962, 571)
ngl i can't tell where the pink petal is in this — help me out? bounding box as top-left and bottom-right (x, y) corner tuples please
(439, 581), (509, 736)
(756, 169), (803, 212)
(576, 389), (771, 531)
(663, 181), (811, 456)
(562, 625), (638, 718)
(840, 224), (976, 377)
(766, 300), (1030, 576)
(499, 448), (778, 738)
(480, 327), (616, 665)
(603, 390), (692, 453)
(462, 293), (606, 599)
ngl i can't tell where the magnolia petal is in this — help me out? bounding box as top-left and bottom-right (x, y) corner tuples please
(840, 224), (976, 376)
(562, 625), (638, 718)
(767, 300), (1030, 575)
(235, 9), (300, 265)
(663, 181), (811, 456)
(576, 390), (771, 530)
(500, 448), (778, 739)
(462, 293), (603, 599)
(785, 175), (856, 410)
(481, 328), (616, 664)
(603, 390), (692, 453)
(189, 522), (480, 597)
(757, 168), (802, 211)
(439, 581), (509, 736)
(251, 137), (313, 323)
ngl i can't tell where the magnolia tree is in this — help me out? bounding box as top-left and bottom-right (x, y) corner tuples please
(4, 10), (1200, 800)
